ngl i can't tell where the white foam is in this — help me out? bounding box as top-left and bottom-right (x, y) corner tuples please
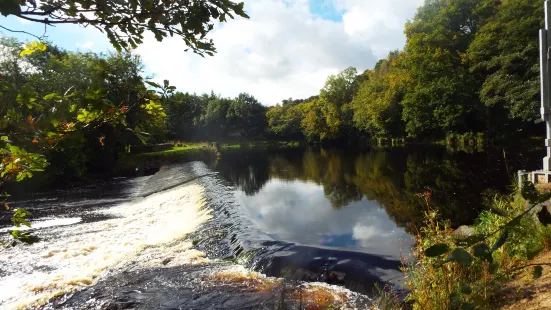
(0, 182), (211, 309)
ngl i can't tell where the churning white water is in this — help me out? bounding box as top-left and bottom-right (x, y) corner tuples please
(0, 181), (211, 310)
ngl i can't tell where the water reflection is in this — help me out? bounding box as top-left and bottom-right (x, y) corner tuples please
(236, 180), (410, 258)
(215, 146), (540, 234)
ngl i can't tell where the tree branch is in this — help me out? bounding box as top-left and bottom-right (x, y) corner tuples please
(0, 25), (45, 41)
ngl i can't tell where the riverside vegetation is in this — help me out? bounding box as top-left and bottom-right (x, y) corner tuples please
(398, 183), (551, 310)
(1, 0), (551, 309)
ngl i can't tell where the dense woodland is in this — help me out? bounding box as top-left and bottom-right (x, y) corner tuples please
(0, 0), (545, 184)
(158, 0), (546, 144)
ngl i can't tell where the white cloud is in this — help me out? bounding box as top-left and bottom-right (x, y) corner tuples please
(136, 0), (423, 105)
(235, 179), (413, 258)
(337, 0), (424, 57)
(76, 41), (94, 49)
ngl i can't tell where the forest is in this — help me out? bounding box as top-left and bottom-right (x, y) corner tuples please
(0, 0), (544, 185)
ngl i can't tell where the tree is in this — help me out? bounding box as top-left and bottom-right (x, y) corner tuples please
(163, 92), (205, 140)
(0, 0), (249, 55)
(352, 51), (407, 138)
(226, 93), (266, 139)
(400, 0), (490, 138)
(467, 0), (543, 137)
(266, 103), (304, 139)
(300, 98), (325, 142)
(319, 67), (360, 140)
(197, 95), (231, 140)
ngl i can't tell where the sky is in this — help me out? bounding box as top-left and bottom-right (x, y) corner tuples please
(0, 0), (424, 106)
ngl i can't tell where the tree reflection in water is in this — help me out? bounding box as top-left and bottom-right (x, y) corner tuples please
(214, 145), (540, 233)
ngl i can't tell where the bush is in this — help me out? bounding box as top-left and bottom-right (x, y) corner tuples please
(404, 186), (551, 310)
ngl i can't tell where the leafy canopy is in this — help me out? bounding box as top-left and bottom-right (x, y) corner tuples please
(0, 0), (249, 55)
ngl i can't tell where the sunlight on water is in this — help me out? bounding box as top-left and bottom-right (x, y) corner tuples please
(0, 182), (211, 310)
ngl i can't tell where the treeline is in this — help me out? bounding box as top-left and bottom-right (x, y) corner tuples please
(163, 92), (267, 141)
(163, 0), (543, 144)
(264, 0), (544, 143)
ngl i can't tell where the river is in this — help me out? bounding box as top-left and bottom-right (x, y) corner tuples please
(0, 145), (542, 309)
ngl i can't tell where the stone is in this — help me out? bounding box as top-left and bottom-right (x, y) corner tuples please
(451, 225), (476, 240)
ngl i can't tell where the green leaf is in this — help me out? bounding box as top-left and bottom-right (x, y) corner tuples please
(533, 266), (543, 279)
(424, 243), (450, 257)
(473, 243), (493, 263)
(9, 230), (40, 244)
(445, 248), (473, 267)
(489, 263), (499, 274)
(460, 285), (472, 295)
(145, 81), (161, 88)
(0, 0), (21, 16)
(461, 303), (475, 310)
(527, 246), (544, 260)
(450, 292), (461, 306)
(490, 230), (508, 252)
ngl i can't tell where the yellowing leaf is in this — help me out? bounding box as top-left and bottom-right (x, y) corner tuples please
(19, 41), (47, 57)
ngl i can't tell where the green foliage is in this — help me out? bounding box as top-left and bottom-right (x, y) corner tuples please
(265, 103), (304, 139)
(352, 51), (407, 138)
(467, 0), (542, 136)
(1, 0), (249, 56)
(425, 243), (450, 257)
(11, 208), (31, 228)
(9, 229), (40, 244)
(406, 184), (551, 310)
(401, 0), (488, 138)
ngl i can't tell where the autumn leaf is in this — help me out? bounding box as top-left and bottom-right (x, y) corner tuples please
(27, 115), (35, 128)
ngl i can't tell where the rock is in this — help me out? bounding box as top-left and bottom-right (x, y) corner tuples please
(452, 225), (476, 240)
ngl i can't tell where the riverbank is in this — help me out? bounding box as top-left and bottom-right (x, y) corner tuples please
(116, 140), (304, 176)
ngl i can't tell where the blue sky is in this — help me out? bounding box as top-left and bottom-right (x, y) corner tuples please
(0, 15), (111, 52)
(0, 0), (423, 105)
(309, 0), (343, 22)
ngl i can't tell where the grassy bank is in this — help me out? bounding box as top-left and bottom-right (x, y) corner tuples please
(116, 141), (303, 175)
(396, 185), (551, 310)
